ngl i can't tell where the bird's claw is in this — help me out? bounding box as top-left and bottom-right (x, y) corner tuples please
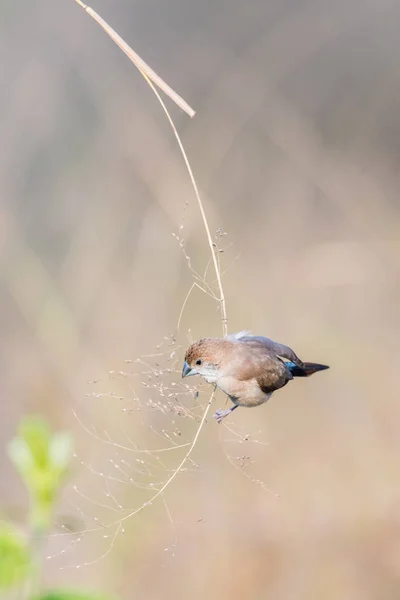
(213, 408), (232, 423)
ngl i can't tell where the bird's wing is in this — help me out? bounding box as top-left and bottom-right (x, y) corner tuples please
(255, 361), (291, 394)
(230, 337), (293, 394)
(238, 335), (305, 368)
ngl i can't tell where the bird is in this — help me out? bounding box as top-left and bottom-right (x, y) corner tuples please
(182, 331), (329, 422)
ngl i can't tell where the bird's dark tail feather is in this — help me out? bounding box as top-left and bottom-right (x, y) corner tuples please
(287, 362), (329, 377)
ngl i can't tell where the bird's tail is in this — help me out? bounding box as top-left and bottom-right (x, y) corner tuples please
(287, 361), (329, 377)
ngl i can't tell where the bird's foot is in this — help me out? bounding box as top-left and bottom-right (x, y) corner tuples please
(213, 405), (238, 423)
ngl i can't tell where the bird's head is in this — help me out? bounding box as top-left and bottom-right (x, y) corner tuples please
(182, 338), (223, 384)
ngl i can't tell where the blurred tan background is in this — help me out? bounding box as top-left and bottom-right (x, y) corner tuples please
(1, 0), (400, 598)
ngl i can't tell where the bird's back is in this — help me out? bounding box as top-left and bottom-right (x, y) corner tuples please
(234, 334), (303, 365)
(219, 334), (293, 397)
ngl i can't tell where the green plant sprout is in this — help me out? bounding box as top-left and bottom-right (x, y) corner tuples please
(1, 416), (117, 600)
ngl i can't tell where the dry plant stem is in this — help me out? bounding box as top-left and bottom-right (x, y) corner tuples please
(138, 70), (228, 336)
(72, 0), (227, 335)
(72, 408), (192, 453)
(73, 0), (195, 117)
(65, 523), (122, 569)
(54, 394), (214, 539)
(115, 394), (213, 526)
(218, 425), (279, 497)
(177, 281), (218, 331)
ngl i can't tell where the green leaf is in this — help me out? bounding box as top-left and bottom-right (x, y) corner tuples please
(7, 417), (74, 532)
(18, 417), (51, 469)
(0, 523), (31, 589)
(7, 438), (35, 475)
(35, 589), (115, 600)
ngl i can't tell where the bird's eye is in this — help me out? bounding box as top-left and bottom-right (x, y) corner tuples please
(195, 359), (202, 366)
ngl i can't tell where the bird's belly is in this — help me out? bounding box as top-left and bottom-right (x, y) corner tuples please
(216, 376), (271, 408)
(237, 392), (272, 407)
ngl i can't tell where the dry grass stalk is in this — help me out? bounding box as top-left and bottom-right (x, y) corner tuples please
(73, 0), (195, 117)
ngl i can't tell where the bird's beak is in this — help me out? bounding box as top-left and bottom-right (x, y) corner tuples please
(182, 361), (194, 378)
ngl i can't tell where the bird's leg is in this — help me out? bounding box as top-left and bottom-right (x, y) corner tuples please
(213, 403), (238, 423)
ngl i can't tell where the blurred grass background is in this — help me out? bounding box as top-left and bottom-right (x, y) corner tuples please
(1, 0), (400, 598)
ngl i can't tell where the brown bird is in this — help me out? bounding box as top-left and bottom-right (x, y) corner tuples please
(182, 332), (329, 422)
